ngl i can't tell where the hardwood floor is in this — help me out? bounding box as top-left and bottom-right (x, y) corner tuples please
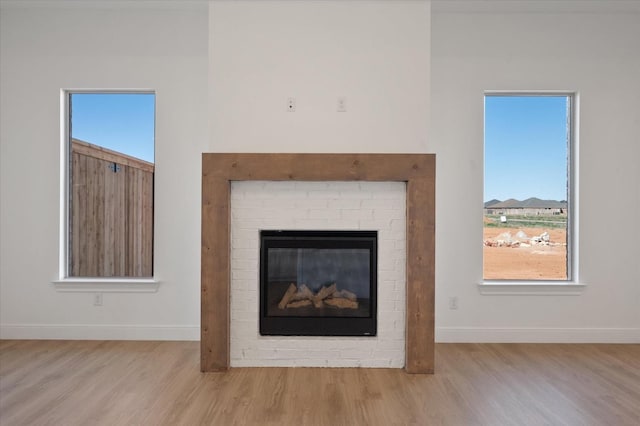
(1, 341), (639, 425)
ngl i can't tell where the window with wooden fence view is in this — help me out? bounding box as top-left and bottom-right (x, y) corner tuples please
(484, 94), (573, 281)
(68, 93), (155, 277)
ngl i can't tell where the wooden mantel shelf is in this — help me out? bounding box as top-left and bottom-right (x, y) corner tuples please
(201, 153), (435, 373)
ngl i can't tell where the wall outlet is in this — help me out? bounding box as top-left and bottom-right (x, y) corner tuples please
(93, 293), (103, 306)
(287, 97), (296, 112)
(449, 296), (458, 310)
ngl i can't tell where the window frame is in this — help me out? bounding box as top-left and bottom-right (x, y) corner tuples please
(480, 91), (581, 292)
(54, 89), (159, 292)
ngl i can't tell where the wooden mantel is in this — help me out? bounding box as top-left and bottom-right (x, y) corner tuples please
(201, 153), (435, 373)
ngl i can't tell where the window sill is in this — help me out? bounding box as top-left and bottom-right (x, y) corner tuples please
(479, 281), (585, 295)
(52, 278), (160, 293)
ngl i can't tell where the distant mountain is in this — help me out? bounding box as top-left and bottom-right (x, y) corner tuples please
(484, 199), (501, 208)
(484, 197), (567, 209)
(494, 198), (520, 208)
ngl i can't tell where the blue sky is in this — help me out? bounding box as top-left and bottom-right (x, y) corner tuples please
(71, 93), (155, 163)
(484, 95), (569, 202)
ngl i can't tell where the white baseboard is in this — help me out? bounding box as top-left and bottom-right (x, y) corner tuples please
(0, 324), (200, 341)
(436, 327), (640, 343)
(2, 325), (638, 344)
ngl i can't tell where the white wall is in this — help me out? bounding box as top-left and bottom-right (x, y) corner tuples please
(431, 1), (640, 342)
(0, 1), (208, 339)
(209, 0), (431, 153)
(1, 0), (638, 342)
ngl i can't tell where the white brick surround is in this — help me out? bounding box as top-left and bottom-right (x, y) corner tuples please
(230, 181), (406, 367)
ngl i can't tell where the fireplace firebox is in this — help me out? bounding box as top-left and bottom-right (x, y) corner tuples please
(260, 230), (377, 336)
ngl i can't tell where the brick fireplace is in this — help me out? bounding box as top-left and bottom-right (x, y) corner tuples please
(201, 153), (435, 373)
(231, 182), (404, 367)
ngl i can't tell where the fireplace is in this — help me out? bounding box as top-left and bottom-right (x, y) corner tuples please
(260, 230), (377, 336)
(202, 153), (435, 373)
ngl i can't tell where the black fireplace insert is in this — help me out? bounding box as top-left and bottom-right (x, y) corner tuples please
(259, 230), (377, 336)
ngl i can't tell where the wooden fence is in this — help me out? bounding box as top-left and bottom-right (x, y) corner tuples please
(69, 139), (153, 277)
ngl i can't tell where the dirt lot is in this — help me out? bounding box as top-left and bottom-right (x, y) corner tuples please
(483, 227), (567, 280)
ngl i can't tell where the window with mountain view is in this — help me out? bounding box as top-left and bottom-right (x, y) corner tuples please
(483, 94), (574, 281)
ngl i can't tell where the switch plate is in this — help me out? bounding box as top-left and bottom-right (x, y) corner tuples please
(94, 293), (103, 306)
(449, 296), (458, 310)
(337, 96), (347, 112)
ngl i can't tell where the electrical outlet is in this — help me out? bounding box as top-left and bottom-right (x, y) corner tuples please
(287, 97), (296, 112)
(94, 293), (103, 306)
(449, 296), (458, 310)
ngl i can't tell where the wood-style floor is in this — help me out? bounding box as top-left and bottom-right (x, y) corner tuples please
(1, 341), (639, 425)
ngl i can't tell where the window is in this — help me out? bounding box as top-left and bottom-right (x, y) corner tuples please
(483, 93), (574, 281)
(64, 92), (155, 278)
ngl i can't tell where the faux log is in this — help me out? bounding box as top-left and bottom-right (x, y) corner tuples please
(324, 298), (358, 309)
(277, 283), (298, 309)
(286, 300), (313, 308)
(291, 284), (314, 302)
(313, 283), (337, 308)
(330, 289), (357, 301)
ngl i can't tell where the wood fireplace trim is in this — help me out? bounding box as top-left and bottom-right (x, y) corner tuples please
(201, 153), (435, 373)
